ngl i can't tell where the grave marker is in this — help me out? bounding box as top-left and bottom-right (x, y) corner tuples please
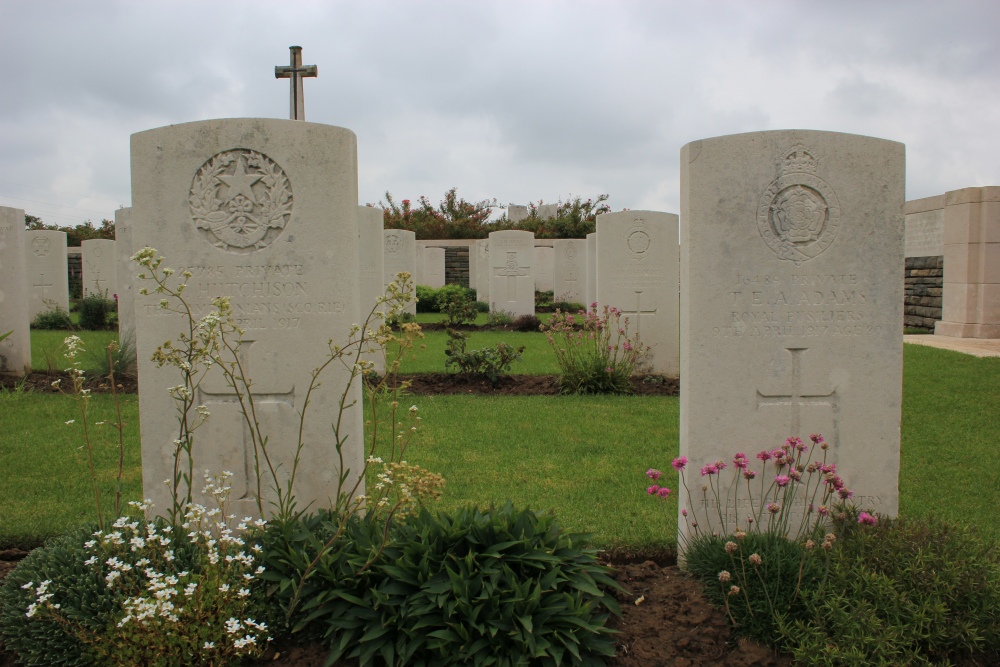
(586, 232), (596, 306)
(24, 230), (69, 320)
(0, 207), (30, 376)
(423, 247), (445, 288)
(535, 246), (554, 292)
(383, 229), (417, 316)
(115, 208), (137, 353)
(489, 230), (534, 316)
(357, 206), (385, 373)
(552, 239), (586, 303)
(81, 238), (118, 298)
(475, 239), (491, 303)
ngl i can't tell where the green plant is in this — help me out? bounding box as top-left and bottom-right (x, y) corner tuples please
(552, 301), (586, 313)
(262, 503), (623, 666)
(535, 290), (554, 311)
(432, 284), (473, 310)
(444, 329), (524, 386)
(30, 304), (74, 330)
(441, 292), (479, 327)
(78, 290), (117, 330)
(542, 305), (649, 394)
(473, 300), (489, 313)
(486, 308), (515, 327)
(415, 284), (438, 312)
(387, 310), (416, 328)
(778, 513), (1000, 665)
(83, 331), (137, 377)
(512, 313), (542, 332)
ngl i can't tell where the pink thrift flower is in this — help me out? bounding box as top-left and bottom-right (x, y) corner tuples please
(774, 475), (791, 487)
(858, 512), (878, 526)
(646, 468), (662, 480)
(681, 509), (688, 517)
(605, 367), (613, 373)
(646, 485), (659, 495)
(810, 433), (824, 445)
(756, 450), (772, 462)
(767, 502), (781, 514)
(838, 488), (854, 500)
(817, 505), (829, 516)
(733, 452), (748, 469)
(743, 469), (757, 480)
(671, 456), (688, 471)
(714, 459), (727, 471)
(789, 469), (802, 481)
(657, 487), (671, 498)
(700, 464), (718, 476)
(771, 448), (784, 461)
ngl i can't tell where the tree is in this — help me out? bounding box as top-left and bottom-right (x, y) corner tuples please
(24, 216), (116, 246)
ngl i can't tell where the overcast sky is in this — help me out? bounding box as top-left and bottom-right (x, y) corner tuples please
(1, 0), (997, 227)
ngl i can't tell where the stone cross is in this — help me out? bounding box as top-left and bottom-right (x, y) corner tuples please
(33, 273), (54, 294)
(756, 347), (840, 445)
(195, 340), (296, 500)
(274, 45), (318, 121)
(496, 251), (529, 301)
(622, 290), (657, 334)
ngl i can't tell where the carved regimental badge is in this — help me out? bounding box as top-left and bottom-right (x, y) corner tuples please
(384, 233), (402, 255)
(32, 237), (51, 256)
(189, 149), (293, 253)
(564, 243), (578, 259)
(757, 144), (840, 265)
(625, 217), (651, 260)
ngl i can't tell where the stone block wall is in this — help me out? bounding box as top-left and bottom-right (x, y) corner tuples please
(904, 256), (943, 330)
(445, 246), (469, 287)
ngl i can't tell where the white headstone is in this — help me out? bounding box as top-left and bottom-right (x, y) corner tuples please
(474, 239), (491, 303)
(81, 238), (118, 299)
(358, 206), (385, 373)
(488, 230), (535, 316)
(467, 243), (477, 292)
(384, 229), (417, 316)
(115, 208), (137, 361)
(596, 211), (679, 376)
(535, 246), (554, 292)
(0, 207), (30, 376)
(508, 205), (528, 223)
(586, 232), (597, 307)
(423, 247), (445, 288)
(904, 195), (944, 258)
(24, 229), (69, 320)
(552, 239), (587, 304)
(414, 243), (425, 285)
(678, 130), (904, 543)
(537, 203), (559, 220)
(130, 118), (364, 520)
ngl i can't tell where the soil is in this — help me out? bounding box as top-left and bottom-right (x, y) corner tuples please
(0, 371), (138, 395)
(0, 548), (791, 667)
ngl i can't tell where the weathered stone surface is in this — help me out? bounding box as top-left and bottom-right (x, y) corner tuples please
(384, 229), (416, 316)
(358, 206), (385, 374)
(679, 130), (904, 544)
(905, 207), (944, 258)
(115, 208), (137, 357)
(537, 204), (558, 220)
(474, 239), (490, 303)
(0, 207), (30, 375)
(596, 211), (679, 376)
(423, 247), (445, 288)
(552, 239), (587, 304)
(81, 239), (118, 298)
(464, 245), (475, 290)
(586, 232), (596, 307)
(130, 118), (364, 520)
(508, 205), (528, 223)
(414, 243), (425, 285)
(24, 229), (69, 320)
(488, 230), (535, 316)
(535, 246), (554, 292)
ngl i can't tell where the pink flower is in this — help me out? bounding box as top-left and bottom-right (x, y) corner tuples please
(605, 366), (613, 373)
(743, 469), (757, 480)
(646, 485), (659, 495)
(657, 487), (671, 498)
(838, 488), (854, 500)
(733, 452), (748, 469)
(858, 512), (878, 526)
(623, 342), (633, 352)
(817, 505), (829, 516)
(774, 475), (791, 487)
(700, 464), (718, 476)
(821, 463), (837, 474)
(767, 502), (780, 514)
(672, 456), (688, 471)
(714, 459), (727, 471)
(681, 509), (688, 517)
(770, 449), (783, 461)
(789, 469), (802, 482)
(810, 434), (824, 445)
(646, 468), (662, 480)
(756, 450), (772, 462)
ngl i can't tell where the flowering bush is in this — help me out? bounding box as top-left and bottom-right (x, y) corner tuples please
(444, 328), (524, 386)
(542, 304), (649, 394)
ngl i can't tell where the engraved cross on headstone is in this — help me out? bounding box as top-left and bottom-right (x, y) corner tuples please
(195, 340), (296, 501)
(756, 347), (839, 444)
(496, 251), (529, 302)
(274, 45), (318, 121)
(33, 273), (53, 294)
(622, 290), (657, 334)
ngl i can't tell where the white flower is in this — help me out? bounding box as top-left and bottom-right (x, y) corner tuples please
(203, 641), (215, 649)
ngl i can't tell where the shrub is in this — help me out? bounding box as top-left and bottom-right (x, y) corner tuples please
(535, 290), (554, 311)
(415, 285), (437, 312)
(440, 292), (479, 327)
(473, 300), (489, 313)
(432, 284), (472, 310)
(552, 301), (586, 313)
(779, 513), (1000, 665)
(486, 308), (515, 327)
(78, 290), (117, 330)
(31, 304), (74, 330)
(387, 311), (416, 328)
(261, 503), (623, 666)
(512, 313), (542, 332)
(542, 305), (649, 394)
(444, 329), (524, 386)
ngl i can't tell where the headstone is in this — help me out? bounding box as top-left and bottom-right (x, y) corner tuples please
(596, 211), (679, 375)
(423, 247), (445, 288)
(384, 229), (417, 316)
(130, 118), (364, 520)
(678, 130), (904, 543)
(0, 207), (30, 376)
(935, 186), (1000, 338)
(24, 229), (69, 320)
(535, 246), (554, 292)
(358, 206), (385, 373)
(586, 232), (597, 307)
(467, 243), (478, 294)
(474, 239), (491, 303)
(552, 239), (587, 304)
(508, 205), (528, 223)
(488, 230), (535, 316)
(537, 203), (559, 219)
(414, 243), (425, 285)
(904, 195), (944, 258)
(115, 208), (137, 361)
(81, 238), (118, 299)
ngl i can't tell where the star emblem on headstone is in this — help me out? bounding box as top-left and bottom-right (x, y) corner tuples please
(218, 157), (262, 203)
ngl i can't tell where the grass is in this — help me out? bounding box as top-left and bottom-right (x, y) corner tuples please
(30, 330), (121, 375)
(396, 329), (562, 375)
(2, 340), (997, 550)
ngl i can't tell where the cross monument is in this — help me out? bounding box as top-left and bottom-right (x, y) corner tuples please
(274, 45), (318, 121)
(496, 251), (529, 302)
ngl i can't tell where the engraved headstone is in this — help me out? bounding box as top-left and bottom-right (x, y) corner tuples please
(81, 238), (118, 298)
(535, 246), (554, 292)
(358, 206), (385, 373)
(467, 242), (478, 293)
(423, 247), (445, 288)
(586, 232), (597, 307)
(488, 230), (535, 316)
(474, 239), (491, 303)
(414, 243), (425, 285)
(24, 229), (69, 320)
(0, 207), (30, 376)
(131, 119), (364, 520)
(508, 205), (528, 223)
(904, 195), (944, 258)
(552, 239), (587, 304)
(537, 203), (559, 220)
(115, 208), (137, 359)
(596, 211), (679, 375)
(678, 130), (904, 544)
(383, 228), (417, 316)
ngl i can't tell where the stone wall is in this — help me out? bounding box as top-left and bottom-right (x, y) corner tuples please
(904, 256), (943, 331)
(445, 246), (469, 287)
